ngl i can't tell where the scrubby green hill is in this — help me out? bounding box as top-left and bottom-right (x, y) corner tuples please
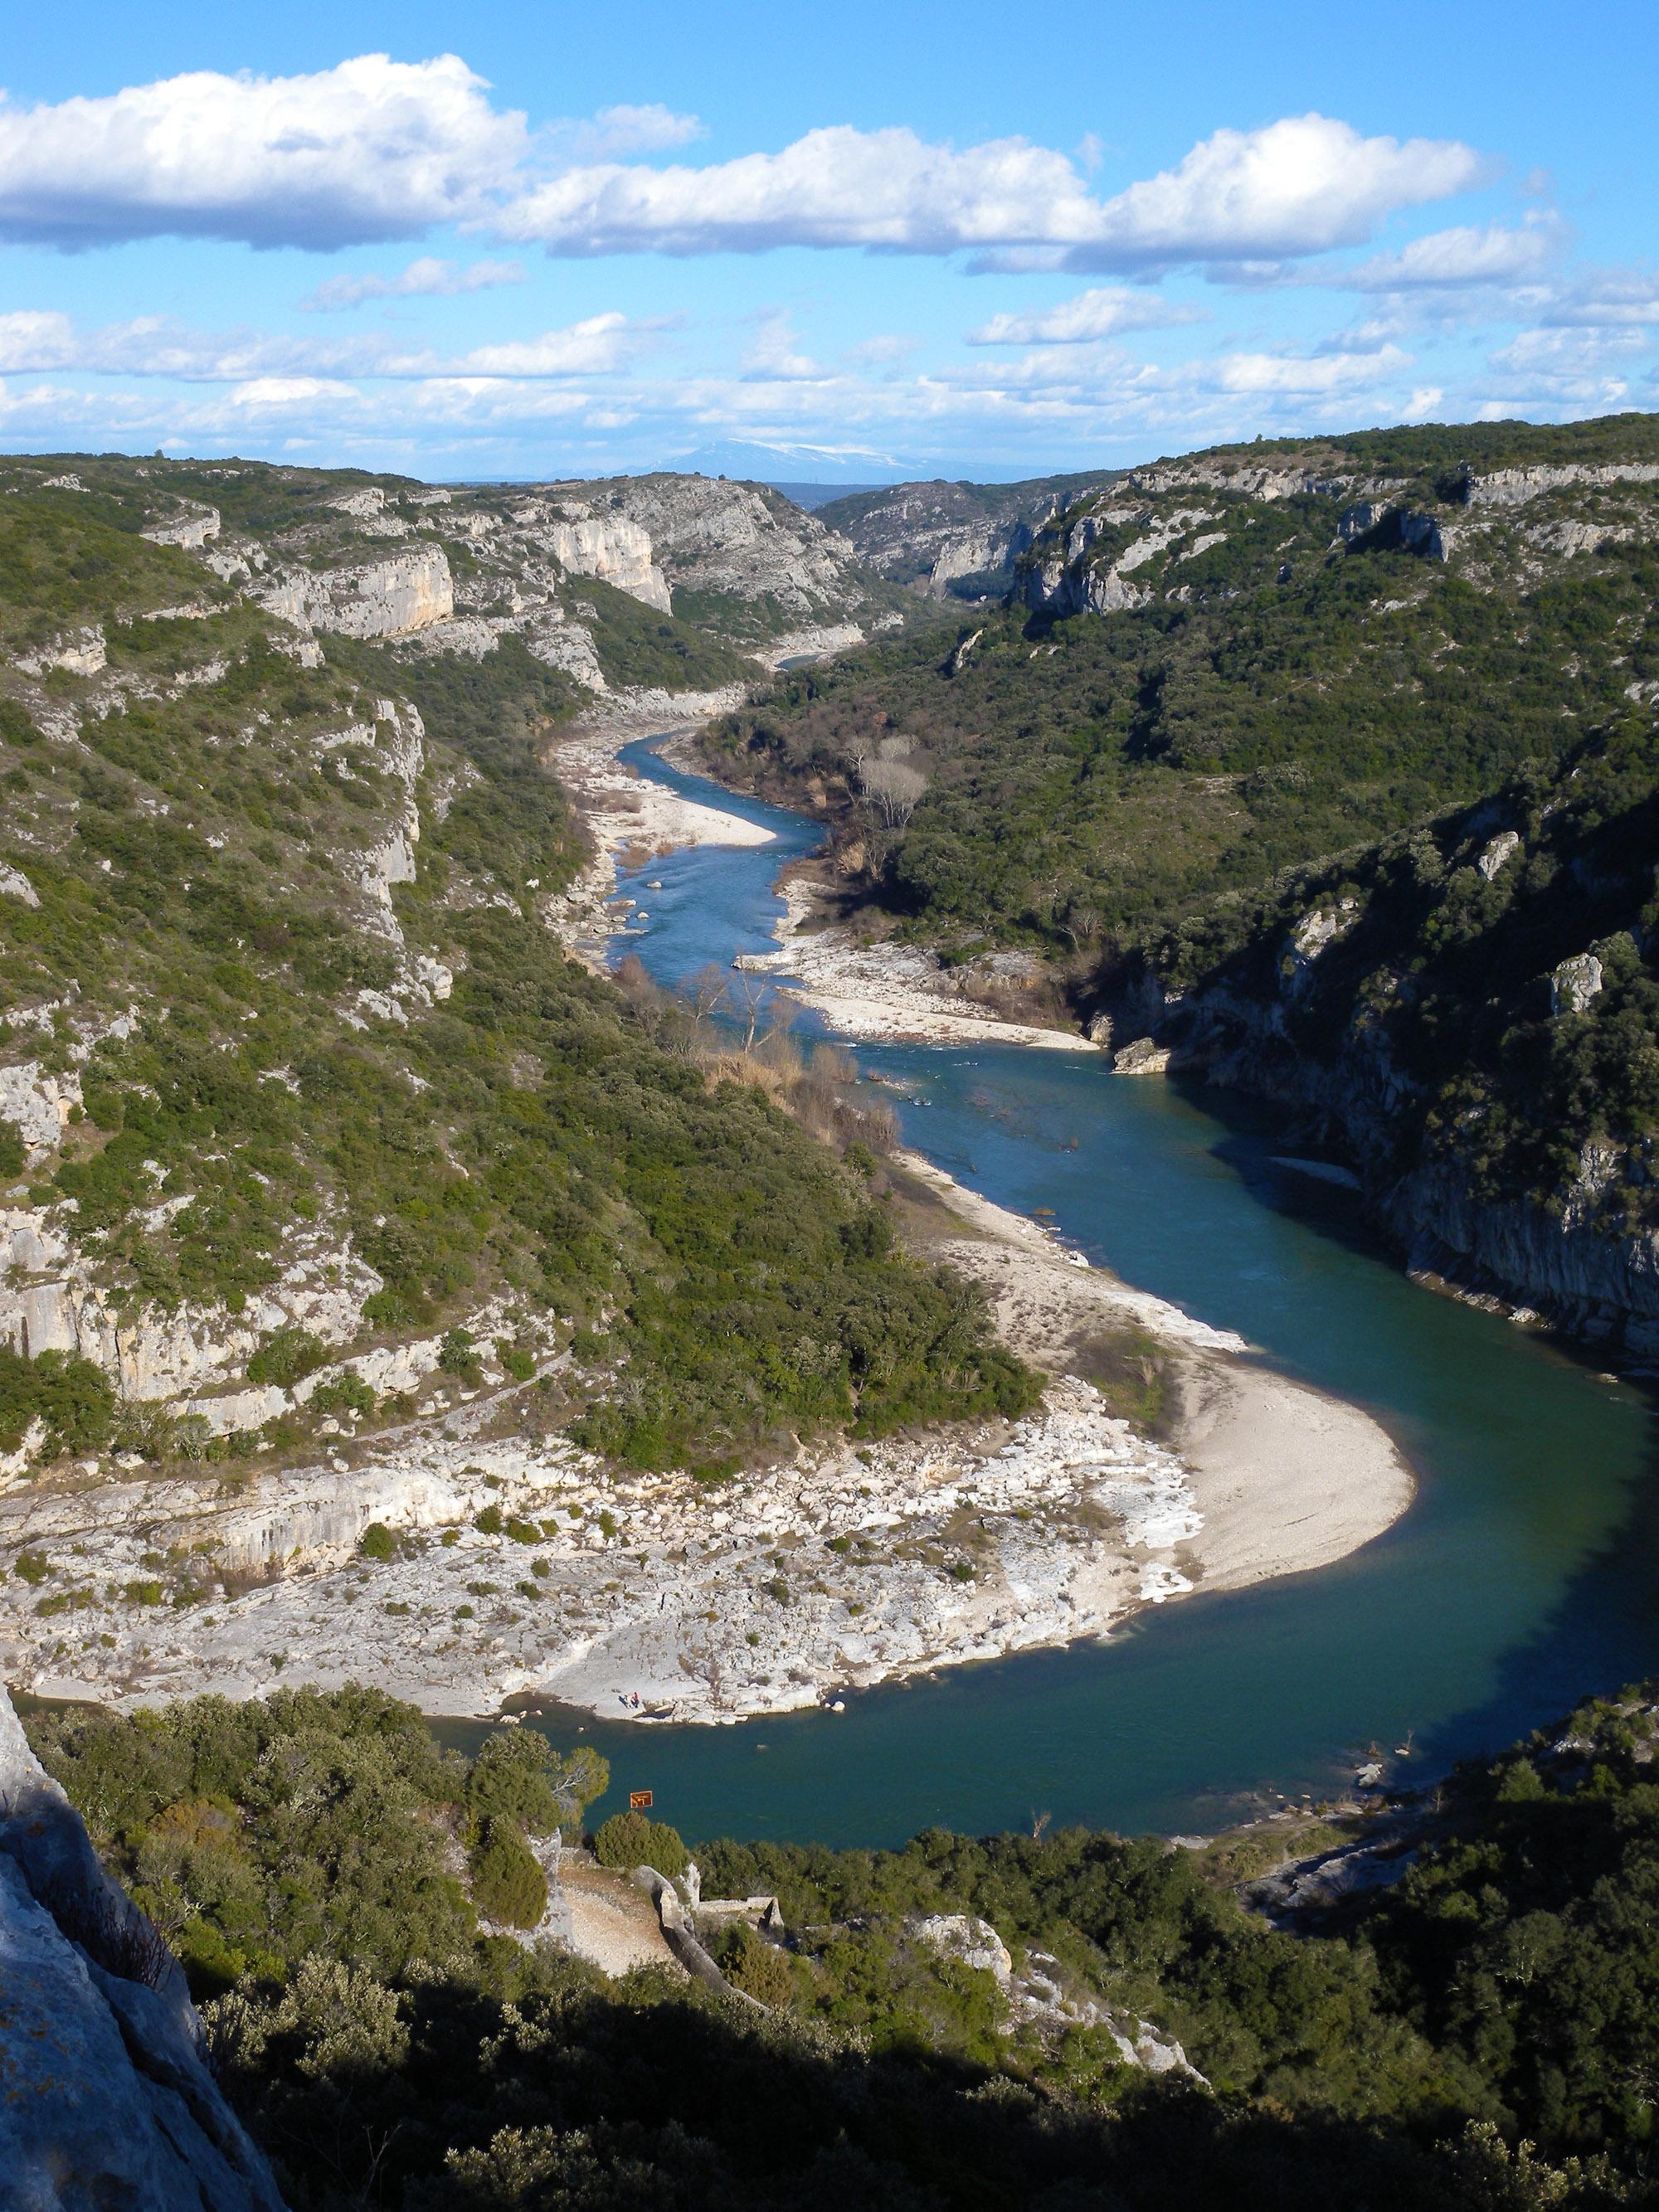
(694, 414), (1659, 1335)
(701, 415), (1659, 965)
(31, 1678), (1659, 2209)
(0, 460), (1026, 1484)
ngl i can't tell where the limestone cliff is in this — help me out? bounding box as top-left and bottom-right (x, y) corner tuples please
(1114, 721), (1659, 1353)
(0, 1682), (285, 2210)
(549, 473), (897, 639)
(260, 544), (455, 639)
(817, 473), (1110, 600)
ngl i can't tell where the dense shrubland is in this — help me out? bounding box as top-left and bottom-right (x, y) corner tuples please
(0, 480), (1030, 1476)
(700, 418), (1659, 968)
(28, 1682), (1659, 2208)
(697, 416), (1659, 1248)
(1136, 714), (1659, 1228)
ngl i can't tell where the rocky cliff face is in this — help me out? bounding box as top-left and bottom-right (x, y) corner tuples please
(1117, 716), (1659, 1353)
(557, 473), (898, 639)
(1016, 433), (1659, 620)
(0, 1682), (285, 2209)
(260, 545), (455, 639)
(818, 473), (1110, 600)
(1155, 975), (1659, 1354)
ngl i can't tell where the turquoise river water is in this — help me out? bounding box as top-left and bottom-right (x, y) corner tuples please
(460, 738), (1659, 1849)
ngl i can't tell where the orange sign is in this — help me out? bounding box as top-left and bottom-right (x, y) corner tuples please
(629, 1789), (654, 1810)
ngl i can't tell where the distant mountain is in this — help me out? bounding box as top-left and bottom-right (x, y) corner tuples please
(669, 439), (907, 493)
(768, 481), (888, 512)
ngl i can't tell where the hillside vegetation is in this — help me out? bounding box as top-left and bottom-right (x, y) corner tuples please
(30, 1680), (1659, 2208)
(0, 459), (1023, 1487)
(703, 416), (1659, 965)
(697, 415), (1659, 1331)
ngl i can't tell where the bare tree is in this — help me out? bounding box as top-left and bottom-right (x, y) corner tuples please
(683, 963), (730, 1022)
(728, 965), (771, 1051)
(859, 759), (928, 829)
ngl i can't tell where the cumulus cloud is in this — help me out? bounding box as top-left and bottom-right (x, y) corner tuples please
(1535, 268), (1659, 327)
(1062, 115), (1486, 272)
(453, 313), (637, 376)
(304, 255), (525, 310)
(0, 61), (1482, 276)
(969, 286), (1205, 344)
(1346, 216), (1564, 290)
(1486, 323), (1649, 402)
(547, 104), (703, 159)
(0, 306), (643, 381)
(496, 111), (1483, 268)
(1202, 342), (1413, 395)
(0, 53), (532, 249)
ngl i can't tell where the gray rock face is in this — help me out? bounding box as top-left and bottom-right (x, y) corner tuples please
(1477, 830), (1521, 881)
(1551, 952), (1604, 1016)
(557, 474), (874, 619)
(913, 1912), (1013, 1982)
(1463, 462), (1659, 508)
(0, 1684), (285, 2211)
(262, 547), (454, 639)
(818, 475), (1103, 596)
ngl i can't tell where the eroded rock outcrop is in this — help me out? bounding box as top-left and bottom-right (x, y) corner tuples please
(261, 547), (454, 640)
(0, 1683), (285, 2210)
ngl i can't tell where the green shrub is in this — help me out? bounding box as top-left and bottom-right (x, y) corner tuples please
(0, 1116), (24, 1179)
(0, 1347), (116, 1461)
(497, 1339), (536, 1381)
(359, 1522), (396, 1560)
(246, 1330), (328, 1389)
(121, 1578), (164, 1605)
(504, 1517), (540, 1545)
(438, 1327), (476, 1378)
(474, 1505), (504, 1536)
(718, 1923), (797, 2008)
(466, 1730), (606, 1834)
(468, 1819), (547, 1928)
(310, 1373), (376, 1419)
(592, 1811), (687, 1879)
(12, 1550), (48, 1583)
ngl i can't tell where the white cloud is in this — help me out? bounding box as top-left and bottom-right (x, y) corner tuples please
(453, 314), (637, 376)
(1203, 342), (1413, 395)
(497, 111), (1483, 268)
(1065, 116), (1485, 271)
(1486, 323), (1649, 403)
(970, 286), (1204, 344)
(0, 63), (1483, 277)
(549, 105), (703, 159)
(0, 306), (644, 382)
(1535, 269), (1659, 327)
(741, 310), (823, 382)
(1346, 216), (1563, 289)
(304, 255), (525, 310)
(0, 53), (526, 248)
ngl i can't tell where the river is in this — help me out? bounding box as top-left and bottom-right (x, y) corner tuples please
(486, 737), (1659, 1850)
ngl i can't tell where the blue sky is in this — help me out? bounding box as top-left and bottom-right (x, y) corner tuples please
(1, 0), (1654, 480)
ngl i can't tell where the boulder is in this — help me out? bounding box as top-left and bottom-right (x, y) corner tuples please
(1477, 831), (1521, 881)
(913, 1912), (1013, 1982)
(1551, 953), (1604, 1017)
(1112, 1038), (1172, 1077)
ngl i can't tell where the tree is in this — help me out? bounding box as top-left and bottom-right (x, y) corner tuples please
(860, 760), (928, 829)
